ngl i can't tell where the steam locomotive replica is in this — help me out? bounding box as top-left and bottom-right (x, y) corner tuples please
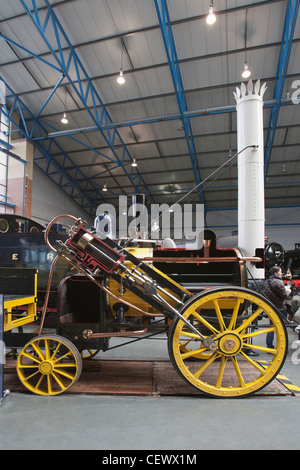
(0, 212), (293, 397)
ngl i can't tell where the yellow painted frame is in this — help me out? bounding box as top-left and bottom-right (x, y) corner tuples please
(3, 270), (38, 332)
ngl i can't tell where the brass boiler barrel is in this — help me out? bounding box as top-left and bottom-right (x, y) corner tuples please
(106, 246), (182, 317)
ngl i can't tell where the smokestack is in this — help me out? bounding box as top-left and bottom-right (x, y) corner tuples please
(234, 79), (267, 280)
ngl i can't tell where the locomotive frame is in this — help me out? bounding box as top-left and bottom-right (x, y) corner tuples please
(2, 214), (288, 398)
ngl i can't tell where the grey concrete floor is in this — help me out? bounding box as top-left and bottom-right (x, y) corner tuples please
(1, 327), (300, 451)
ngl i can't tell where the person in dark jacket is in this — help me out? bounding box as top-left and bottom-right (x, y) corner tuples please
(262, 266), (290, 349)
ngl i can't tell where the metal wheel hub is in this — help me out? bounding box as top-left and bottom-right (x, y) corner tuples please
(39, 360), (54, 375)
(217, 332), (242, 356)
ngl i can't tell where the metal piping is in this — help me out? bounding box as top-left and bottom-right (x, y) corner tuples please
(46, 98), (293, 139)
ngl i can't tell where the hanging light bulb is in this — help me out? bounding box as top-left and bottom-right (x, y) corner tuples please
(206, 3), (216, 25)
(102, 183), (108, 191)
(131, 158), (137, 167)
(61, 112), (68, 124)
(117, 69), (125, 85)
(242, 62), (251, 79)
(61, 87), (69, 124)
(177, 120), (184, 131)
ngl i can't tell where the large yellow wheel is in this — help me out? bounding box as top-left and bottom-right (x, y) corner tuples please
(168, 287), (288, 398)
(17, 335), (82, 396)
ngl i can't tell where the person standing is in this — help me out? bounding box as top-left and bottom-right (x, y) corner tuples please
(262, 266), (291, 349)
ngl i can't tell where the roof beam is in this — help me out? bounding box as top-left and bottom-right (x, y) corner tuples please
(264, 0), (300, 180)
(0, 77), (107, 217)
(154, 0), (206, 212)
(18, 0), (155, 203)
(39, 96), (293, 139)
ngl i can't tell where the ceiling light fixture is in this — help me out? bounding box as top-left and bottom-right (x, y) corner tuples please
(241, 61), (251, 79)
(117, 39), (126, 85)
(177, 120), (184, 131)
(131, 158), (137, 167)
(61, 86), (69, 124)
(206, 2), (216, 25)
(61, 112), (68, 124)
(241, 12), (251, 80)
(102, 183), (108, 191)
(117, 69), (125, 85)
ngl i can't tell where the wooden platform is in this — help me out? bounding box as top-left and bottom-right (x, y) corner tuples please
(3, 357), (292, 396)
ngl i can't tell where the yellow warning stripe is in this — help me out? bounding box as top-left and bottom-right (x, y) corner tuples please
(257, 361), (300, 395)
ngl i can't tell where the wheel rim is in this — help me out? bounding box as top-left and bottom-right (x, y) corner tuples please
(17, 335), (82, 396)
(168, 287), (287, 397)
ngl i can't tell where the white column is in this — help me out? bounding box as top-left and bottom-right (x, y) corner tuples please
(234, 80), (267, 280)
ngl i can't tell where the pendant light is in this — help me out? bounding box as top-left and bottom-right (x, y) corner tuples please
(61, 87), (68, 124)
(242, 62), (251, 79)
(61, 112), (68, 124)
(117, 41), (126, 85)
(206, 2), (216, 25)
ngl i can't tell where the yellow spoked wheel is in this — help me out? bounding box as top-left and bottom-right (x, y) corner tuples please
(168, 287), (288, 398)
(17, 335), (82, 396)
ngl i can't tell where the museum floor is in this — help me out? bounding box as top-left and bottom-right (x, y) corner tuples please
(1, 327), (300, 451)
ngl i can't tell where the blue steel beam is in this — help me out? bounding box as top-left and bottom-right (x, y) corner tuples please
(18, 0), (155, 203)
(264, 0), (300, 180)
(30, 74), (65, 138)
(0, 77), (108, 217)
(154, 0), (206, 213)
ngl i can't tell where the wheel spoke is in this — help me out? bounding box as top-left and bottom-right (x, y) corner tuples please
(50, 342), (61, 360)
(192, 311), (220, 335)
(243, 326), (276, 339)
(180, 330), (204, 340)
(22, 370), (40, 382)
(53, 367), (77, 380)
(239, 350), (268, 375)
(31, 341), (45, 361)
(54, 352), (74, 363)
(44, 339), (51, 360)
(228, 298), (243, 330)
(215, 356), (227, 388)
(231, 356), (246, 388)
(35, 374), (45, 393)
(213, 299), (226, 332)
(18, 363), (40, 369)
(193, 352), (220, 379)
(180, 347), (208, 360)
(51, 371), (68, 391)
(19, 351), (41, 364)
(235, 307), (264, 334)
(242, 343), (277, 355)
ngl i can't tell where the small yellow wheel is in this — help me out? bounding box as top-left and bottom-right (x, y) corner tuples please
(168, 287), (288, 398)
(17, 335), (82, 396)
(81, 349), (100, 360)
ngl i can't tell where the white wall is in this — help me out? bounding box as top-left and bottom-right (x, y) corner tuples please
(31, 167), (299, 251)
(265, 206), (300, 250)
(31, 167), (94, 227)
(207, 207), (300, 250)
